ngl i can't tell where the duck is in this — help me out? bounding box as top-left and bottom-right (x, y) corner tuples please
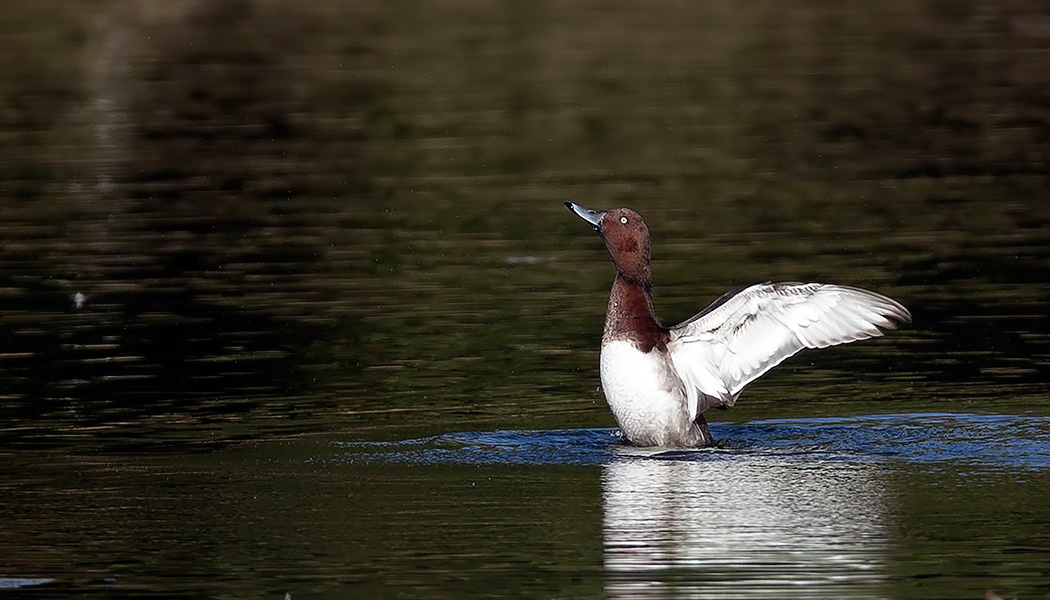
(564, 201), (911, 447)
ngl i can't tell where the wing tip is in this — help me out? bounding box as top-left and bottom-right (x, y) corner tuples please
(838, 284), (912, 328)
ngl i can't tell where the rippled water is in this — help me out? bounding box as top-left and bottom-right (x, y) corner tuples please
(346, 413), (1050, 471)
(3, 0), (1050, 598)
(337, 414), (1050, 597)
(345, 415), (1050, 598)
(6, 416), (1050, 599)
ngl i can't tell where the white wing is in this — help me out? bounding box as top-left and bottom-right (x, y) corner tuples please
(666, 282), (911, 419)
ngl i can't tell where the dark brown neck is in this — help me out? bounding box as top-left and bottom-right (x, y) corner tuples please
(603, 273), (667, 352)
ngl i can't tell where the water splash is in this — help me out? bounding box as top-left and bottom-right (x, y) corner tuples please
(339, 413), (1050, 470)
(737, 413), (1050, 468)
(338, 428), (617, 466)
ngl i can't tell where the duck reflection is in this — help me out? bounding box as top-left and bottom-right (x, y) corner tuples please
(602, 451), (888, 599)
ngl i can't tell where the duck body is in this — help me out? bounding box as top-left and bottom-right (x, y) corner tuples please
(565, 201), (911, 448)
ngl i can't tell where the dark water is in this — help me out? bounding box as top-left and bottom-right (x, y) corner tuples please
(2, 1), (1050, 598)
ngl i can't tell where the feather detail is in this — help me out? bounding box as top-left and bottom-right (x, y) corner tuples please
(667, 282), (911, 418)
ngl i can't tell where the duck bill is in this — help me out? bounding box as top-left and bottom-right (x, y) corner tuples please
(564, 201), (607, 230)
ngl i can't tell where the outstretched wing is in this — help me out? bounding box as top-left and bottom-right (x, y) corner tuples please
(666, 282), (911, 418)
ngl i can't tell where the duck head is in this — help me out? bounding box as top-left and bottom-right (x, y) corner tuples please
(565, 201), (652, 285)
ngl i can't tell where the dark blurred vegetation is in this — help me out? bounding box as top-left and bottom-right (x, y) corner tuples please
(2, 0), (1048, 222)
(0, 0), (1047, 448)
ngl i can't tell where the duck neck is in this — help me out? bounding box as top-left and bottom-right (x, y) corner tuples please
(603, 273), (666, 352)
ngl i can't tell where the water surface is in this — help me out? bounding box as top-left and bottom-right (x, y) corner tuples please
(2, 1), (1049, 598)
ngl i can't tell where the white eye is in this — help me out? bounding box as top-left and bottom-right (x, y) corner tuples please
(619, 216), (628, 224)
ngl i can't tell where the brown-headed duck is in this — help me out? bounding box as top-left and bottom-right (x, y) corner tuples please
(565, 201), (911, 447)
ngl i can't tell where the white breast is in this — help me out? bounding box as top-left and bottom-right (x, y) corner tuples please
(599, 340), (693, 446)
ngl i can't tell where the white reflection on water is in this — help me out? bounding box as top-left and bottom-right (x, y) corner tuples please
(602, 451), (888, 599)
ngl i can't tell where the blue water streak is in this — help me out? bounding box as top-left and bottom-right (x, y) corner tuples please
(337, 413), (1050, 470)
